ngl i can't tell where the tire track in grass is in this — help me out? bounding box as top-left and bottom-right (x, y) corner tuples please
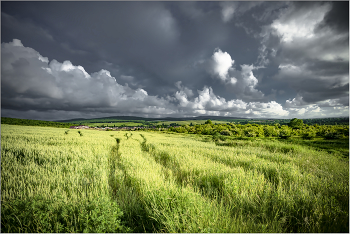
(108, 138), (121, 199)
(186, 137), (309, 191)
(107, 136), (153, 232)
(112, 134), (250, 233)
(137, 134), (285, 230)
(141, 133), (286, 192)
(200, 149), (302, 189)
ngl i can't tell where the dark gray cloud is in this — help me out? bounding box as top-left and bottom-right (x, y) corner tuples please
(1, 1), (348, 120)
(316, 1), (349, 33)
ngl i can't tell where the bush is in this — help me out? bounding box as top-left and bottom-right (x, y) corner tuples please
(243, 128), (257, 137)
(279, 128), (291, 139)
(205, 119), (212, 125)
(263, 126), (278, 137)
(175, 127), (187, 134)
(230, 128), (242, 137)
(220, 130), (232, 136)
(301, 130), (316, 140)
(288, 118), (304, 129)
(323, 131), (342, 140)
(213, 132), (226, 142)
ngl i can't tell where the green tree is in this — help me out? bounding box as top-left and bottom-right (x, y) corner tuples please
(288, 118), (304, 129)
(205, 119), (212, 125)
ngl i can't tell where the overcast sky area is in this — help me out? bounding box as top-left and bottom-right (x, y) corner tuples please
(1, 1), (349, 121)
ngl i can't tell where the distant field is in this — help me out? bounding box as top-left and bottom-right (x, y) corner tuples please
(81, 120), (230, 127)
(1, 124), (348, 232)
(86, 122), (144, 127)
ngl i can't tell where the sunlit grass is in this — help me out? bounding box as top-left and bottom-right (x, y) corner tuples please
(1, 125), (348, 232)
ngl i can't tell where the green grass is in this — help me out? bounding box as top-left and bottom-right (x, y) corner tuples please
(281, 137), (349, 158)
(1, 125), (348, 232)
(1, 125), (130, 232)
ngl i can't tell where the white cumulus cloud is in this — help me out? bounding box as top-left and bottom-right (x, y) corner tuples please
(1, 39), (173, 115)
(210, 48), (234, 81)
(3, 39), (345, 120)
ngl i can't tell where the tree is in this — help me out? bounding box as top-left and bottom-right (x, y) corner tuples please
(288, 118), (303, 129)
(205, 119), (212, 125)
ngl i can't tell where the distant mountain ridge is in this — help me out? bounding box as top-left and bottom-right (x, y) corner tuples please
(58, 115), (248, 123)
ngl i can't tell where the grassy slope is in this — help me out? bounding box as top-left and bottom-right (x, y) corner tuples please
(1, 125), (348, 232)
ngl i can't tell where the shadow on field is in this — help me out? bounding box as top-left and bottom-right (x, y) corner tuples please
(210, 135), (349, 158)
(280, 138), (349, 158)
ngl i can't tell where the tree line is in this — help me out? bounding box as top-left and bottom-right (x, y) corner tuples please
(166, 119), (349, 140)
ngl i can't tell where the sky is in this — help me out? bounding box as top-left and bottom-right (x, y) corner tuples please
(1, 1), (349, 121)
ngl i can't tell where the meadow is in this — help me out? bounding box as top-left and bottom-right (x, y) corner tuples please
(1, 124), (349, 232)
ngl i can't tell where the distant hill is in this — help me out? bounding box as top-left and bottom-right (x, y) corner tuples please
(2, 116), (348, 127)
(1, 117), (78, 128)
(59, 115), (349, 126)
(59, 115), (248, 123)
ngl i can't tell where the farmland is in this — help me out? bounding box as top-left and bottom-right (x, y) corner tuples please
(1, 124), (349, 232)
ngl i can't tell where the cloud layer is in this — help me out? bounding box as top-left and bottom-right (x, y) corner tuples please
(1, 2), (348, 120)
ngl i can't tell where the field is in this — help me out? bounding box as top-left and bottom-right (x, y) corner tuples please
(1, 124), (349, 232)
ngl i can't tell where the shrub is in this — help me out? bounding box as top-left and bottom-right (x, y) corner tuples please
(263, 126), (279, 137)
(230, 128), (242, 137)
(220, 130), (232, 136)
(212, 132), (226, 142)
(244, 129), (256, 137)
(323, 130), (342, 140)
(205, 119), (212, 125)
(288, 118), (304, 129)
(301, 130), (316, 140)
(201, 127), (213, 135)
(279, 128), (291, 139)
(175, 127), (187, 134)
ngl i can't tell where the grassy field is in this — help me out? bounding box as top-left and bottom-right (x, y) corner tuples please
(1, 124), (348, 232)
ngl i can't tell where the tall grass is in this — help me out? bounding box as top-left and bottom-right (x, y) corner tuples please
(1, 125), (348, 232)
(137, 132), (349, 232)
(1, 125), (129, 232)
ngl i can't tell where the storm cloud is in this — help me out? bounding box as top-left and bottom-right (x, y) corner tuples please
(1, 1), (348, 120)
